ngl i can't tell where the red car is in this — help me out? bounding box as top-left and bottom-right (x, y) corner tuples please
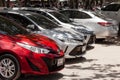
(0, 16), (65, 80)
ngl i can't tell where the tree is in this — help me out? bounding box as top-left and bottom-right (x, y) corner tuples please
(0, 1), (2, 6)
(69, 0), (79, 9)
(83, 0), (104, 10)
(6, 0), (10, 7)
(0, 0), (5, 6)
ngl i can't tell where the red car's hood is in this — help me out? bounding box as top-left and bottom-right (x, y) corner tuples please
(13, 34), (59, 51)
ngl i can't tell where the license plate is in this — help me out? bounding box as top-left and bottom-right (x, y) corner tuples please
(57, 58), (64, 66)
(82, 45), (86, 52)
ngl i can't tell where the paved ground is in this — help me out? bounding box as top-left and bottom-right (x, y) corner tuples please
(18, 38), (120, 80)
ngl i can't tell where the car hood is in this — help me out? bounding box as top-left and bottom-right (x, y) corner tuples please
(34, 27), (84, 41)
(54, 27), (77, 34)
(13, 34), (59, 51)
(53, 27), (84, 37)
(54, 27), (85, 40)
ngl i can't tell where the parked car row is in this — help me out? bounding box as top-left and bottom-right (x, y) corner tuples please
(0, 7), (118, 80)
(0, 10), (87, 58)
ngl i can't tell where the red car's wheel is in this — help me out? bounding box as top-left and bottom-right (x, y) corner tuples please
(0, 54), (21, 80)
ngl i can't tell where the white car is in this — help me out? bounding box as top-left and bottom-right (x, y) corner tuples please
(101, 2), (120, 23)
(60, 9), (119, 39)
(100, 2), (120, 36)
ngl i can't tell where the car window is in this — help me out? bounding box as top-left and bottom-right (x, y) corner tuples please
(23, 10), (60, 24)
(102, 4), (120, 11)
(60, 10), (71, 18)
(0, 16), (29, 35)
(4, 13), (39, 31)
(26, 13), (59, 29)
(71, 11), (91, 19)
(7, 14), (32, 26)
(40, 12), (60, 24)
(61, 10), (91, 19)
(50, 11), (71, 23)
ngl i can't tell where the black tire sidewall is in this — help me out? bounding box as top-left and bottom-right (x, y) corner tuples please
(0, 54), (20, 80)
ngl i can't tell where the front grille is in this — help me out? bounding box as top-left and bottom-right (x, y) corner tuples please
(42, 57), (64, 72)
(69, 45), (85, 56)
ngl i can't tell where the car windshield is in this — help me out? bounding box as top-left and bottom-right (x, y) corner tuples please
(49, 12), (71, 23)
(0, 16), (29, 35)
(26, 13), (59, 29)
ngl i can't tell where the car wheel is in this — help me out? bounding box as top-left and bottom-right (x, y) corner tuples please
(0, 54), (21, 80)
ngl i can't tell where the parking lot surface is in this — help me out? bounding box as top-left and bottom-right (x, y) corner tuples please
(18, 39), (120, 80)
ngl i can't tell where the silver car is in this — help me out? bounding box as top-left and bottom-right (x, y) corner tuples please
(60, 9), (119, 40)
(16, 7), (95, 45)
(0, 10), (87, 58)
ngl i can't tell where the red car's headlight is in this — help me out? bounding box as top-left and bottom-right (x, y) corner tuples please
(17, 42), (50, 54)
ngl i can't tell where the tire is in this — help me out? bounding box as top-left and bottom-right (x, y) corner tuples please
(0, 54), (21, 80)
(118, 23), (120, 36)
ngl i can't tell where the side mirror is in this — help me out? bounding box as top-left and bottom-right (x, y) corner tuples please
(70, 18), (74, 22)
(27, 24), (35, 29)
(26, 24), (35, 32)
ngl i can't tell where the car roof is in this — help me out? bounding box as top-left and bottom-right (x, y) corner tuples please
(0, 9), (39, 16)
(110, 2), (120, 4)
(11, 7), (56, 13)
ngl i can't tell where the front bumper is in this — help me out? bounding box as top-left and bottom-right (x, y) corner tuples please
(95, 25), (118, 39)
(19, 51), (65, 75)
(61, 42), (87, 58)
(41, 56), (65, 72)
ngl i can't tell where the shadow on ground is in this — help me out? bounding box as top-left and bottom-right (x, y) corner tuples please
(65, 57), (97, 65)
(65, 58), (120, 80)
(95, 37), (120, 46)
(18, 73), (64, 80)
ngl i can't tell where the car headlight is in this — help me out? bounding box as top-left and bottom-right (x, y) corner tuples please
(17, 42), (49, 54)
